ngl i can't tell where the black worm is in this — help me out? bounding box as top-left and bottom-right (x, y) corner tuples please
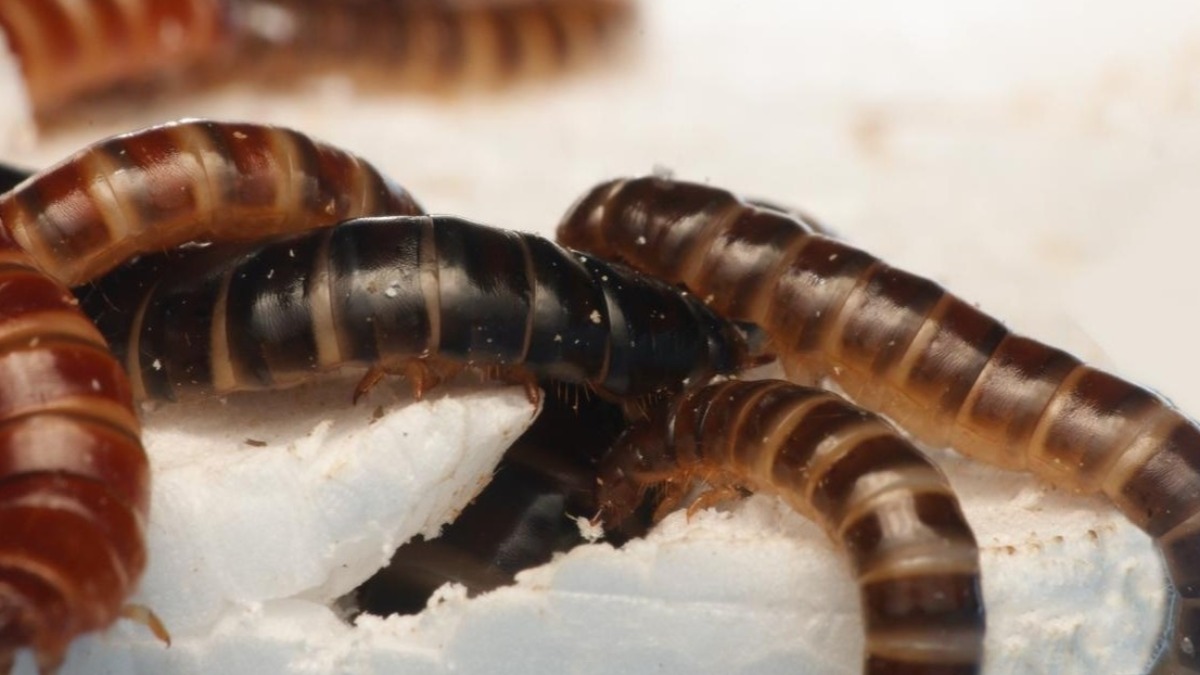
(76, 214), (757, 405)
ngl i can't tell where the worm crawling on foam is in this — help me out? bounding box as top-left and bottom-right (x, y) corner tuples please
(596, 378), (985, 674)
(559, 176), (1200, 672)
(75, 214), (757, 405)
(229, 0), (634, 89)
(0, 118), (421, 286)
(0, 0), (230, 113)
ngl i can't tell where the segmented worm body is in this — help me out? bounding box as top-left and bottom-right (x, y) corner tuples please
(76, 214), (755, 404)
(229, 0), (634, 89)
(0, 0), (230, 111)
(0, 119), (418, 671)
(0, 212), (147, 675)
(0, 0), (633, 115)
(597, 378), (985, 674)
(0, 118), (421, 286)
(352, 389), (646, 617)
(559, 176), (1200, 672)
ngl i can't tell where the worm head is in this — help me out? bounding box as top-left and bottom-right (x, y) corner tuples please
(594, 421), (671, 530)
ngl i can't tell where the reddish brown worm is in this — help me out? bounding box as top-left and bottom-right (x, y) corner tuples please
(558, 176), (1199, 673)
(229, 0), (635, 88)
(0, 0), (230, 112)
(0, 118), (420, 672)
(0, 0), (634, 115)
(596, 378), (985, 674)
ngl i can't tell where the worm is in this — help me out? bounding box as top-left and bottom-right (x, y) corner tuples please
(0, 216), (148, 674)
(350, 388), (647, 617)
(0, 119), (419, 672)
(558, 175), (1200, 673)
(0, 0), (633, 116)
(74, 213), (757, 405)
(0, 0), (230, 112)
(228, 0), (635, 89)
(595, 378), (985, 674)
(0, 118), (421, 287)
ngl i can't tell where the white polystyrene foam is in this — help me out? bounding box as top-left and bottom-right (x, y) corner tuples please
(12, 378), (535, 674)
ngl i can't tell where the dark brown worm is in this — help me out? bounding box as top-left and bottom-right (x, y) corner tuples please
(228, 0), (635, 89)
(0, 118), (421, 287)
(349, 388), (648, 617)
(0, 0), (230, 112)
(558, 176), (1198, 673)
(596, 378), (985, 674)
(75, 214), (756, 404)
(0, 119), (419, 672)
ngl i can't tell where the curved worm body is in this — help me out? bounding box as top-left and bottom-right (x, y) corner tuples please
(559, 176), (1200, 672)
(597, 378), (985, 674)
(0, 0), (229, 111)
(230, 0), (634, 88)
(352, 389), (646, 617)
(0, 119), (417, 671)
(0, 228), (147, 673)
(0, 118), (421, 286)
(76, 214), (755, 403)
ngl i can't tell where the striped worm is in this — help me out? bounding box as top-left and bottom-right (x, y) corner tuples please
(0, 118), (418, 672)
(229, 0), (635, 89)
(0, 0), (228, 112)
(558, 175), (1199, 673)
(0, 118), (420, 286)
(596, 378), (985, 674)
(0, 0), (634, 115)
(75, 214), (757, 404)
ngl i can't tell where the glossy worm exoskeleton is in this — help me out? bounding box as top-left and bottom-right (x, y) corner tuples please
(558, 176), (1200, 673)
(596, 378), (985, 674)
(76, 214), (756, 405)
(0, 118), (421, 286)
(0, 119), (420, 671)
(230, 0), (634, 88)
(0, 0), (229, 112)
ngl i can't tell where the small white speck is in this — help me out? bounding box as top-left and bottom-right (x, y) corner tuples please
(233, 131), (248, 140)
(829, 253), (839, 261)
(288, 248), (296, 258)
(589, 310), (602, 324)
(152, 359), (163, 371)
(90, 379), (101, 391)
(553, 334), (563, 342)
(573, 515), (605, 542)
(384, 284), (400, 298)
(266, 269), (275, 279)
(636, 236), (647, 246)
